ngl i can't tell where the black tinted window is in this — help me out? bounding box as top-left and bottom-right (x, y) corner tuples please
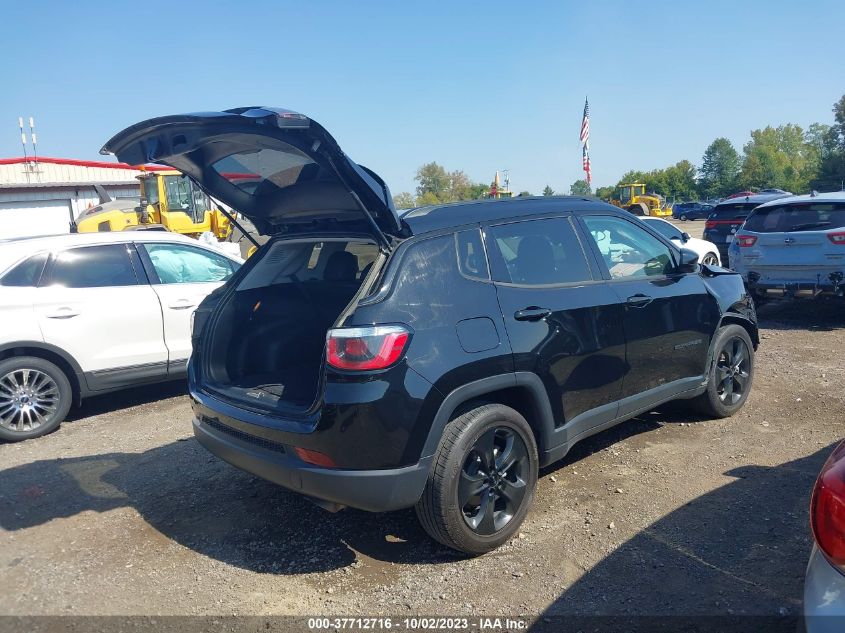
(456, 229), (489, 279)
(212, 145), (316, 195)
(50, 244), (137, 288)
(710, 203), (756, 219)
(1, 253), (48, 287)
(487, 218), (591, 285)
(744, 203), (845, 233)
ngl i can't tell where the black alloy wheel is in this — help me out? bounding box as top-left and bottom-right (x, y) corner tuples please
(715, 336), (751, 405)
(459, 426), (529, 535)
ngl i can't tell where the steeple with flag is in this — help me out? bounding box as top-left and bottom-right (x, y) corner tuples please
(579, 97), (591, 184)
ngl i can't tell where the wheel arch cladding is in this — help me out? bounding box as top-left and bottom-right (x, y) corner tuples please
(719, 315), (759, 349)
(0, 343), (83, 403)
(421, 372), (556, 460)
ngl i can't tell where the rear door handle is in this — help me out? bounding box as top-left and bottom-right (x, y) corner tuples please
(45, 307), (79, 319)
(514, 307), (552, 321)
(168, 299), (196, 310)
(626, 294), (653, 308)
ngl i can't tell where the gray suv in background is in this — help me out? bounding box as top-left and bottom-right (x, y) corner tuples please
(730, 192), (845, 301)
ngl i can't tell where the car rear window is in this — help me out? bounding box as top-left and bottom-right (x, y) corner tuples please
(709, 203), (757, 220)
(211, 145), (316, 194)
(744, 202), (845, 233)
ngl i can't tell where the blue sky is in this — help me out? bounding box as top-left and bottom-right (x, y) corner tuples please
(2, 0), (843, 195)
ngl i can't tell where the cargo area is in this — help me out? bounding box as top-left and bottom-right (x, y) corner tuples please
(204, 238), (379, 411)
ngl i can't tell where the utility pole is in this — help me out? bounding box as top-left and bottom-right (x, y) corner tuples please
(18, 117), (30, 183)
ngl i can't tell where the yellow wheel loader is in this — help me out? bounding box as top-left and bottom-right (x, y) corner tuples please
(609, 183), (673, 217)
(74, 170), (233, 239)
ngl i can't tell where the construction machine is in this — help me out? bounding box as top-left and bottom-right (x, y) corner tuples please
(609, 183), (673, 217)
(74, 170), (233, 239)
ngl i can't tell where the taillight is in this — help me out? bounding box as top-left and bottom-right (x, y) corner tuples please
(326, 325), (411, 371)
(705, 220), (716, 230)
(736, 235), (757, 247)
(811, 441), (845, 568)
(294, 447), (336, 468)
(828, 231), (845, 245)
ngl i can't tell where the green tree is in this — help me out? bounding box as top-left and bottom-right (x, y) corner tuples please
(392, 192), (416, 209)
(661, 160), (698, 200)
(699, 138), (741, 199)
(594, 185), (615, 200)
(738, 124), (817, 193)
(569, 179), (592, 195)
(813, 95), (845, 192)
(542, 185), (555, 196)
(517, 190), (532, 197)
(415, 162), (450, 200)
(414, 162), (488, 203)
(416, 191), (440, 206)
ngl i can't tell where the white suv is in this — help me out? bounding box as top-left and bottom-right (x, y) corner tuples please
(0, 231), (242, 441)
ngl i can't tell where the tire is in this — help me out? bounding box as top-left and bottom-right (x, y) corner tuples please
(691, 325), (754, 419)
(701, 252), (719, 266)
(680, 214), (688, 221)
(415, 403), (538, 555)
(627, 203), (648, 217)
(0, 356), (72, 442)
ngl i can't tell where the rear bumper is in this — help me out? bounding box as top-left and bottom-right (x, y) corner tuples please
(804, 545), (845, 631)
(193, 415), (432, 512)
(745, 273), (844, 299)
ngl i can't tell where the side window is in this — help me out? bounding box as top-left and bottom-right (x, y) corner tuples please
(163, 175), (192, 211)
(0, 253), (48, 287)
(456, 228), (489, 279)
(50, 244), (138, 288)
(486, 217), (592, 285)
(143, 177), (159, 205)
(582, 215), (675, 279)
(142, 243), (237, 284)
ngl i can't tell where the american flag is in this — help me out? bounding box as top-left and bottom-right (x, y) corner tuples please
(579, 98), (590, 145)
(582, 145), (592, 184)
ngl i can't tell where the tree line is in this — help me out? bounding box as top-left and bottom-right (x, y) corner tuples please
(393, 94), (845, 208)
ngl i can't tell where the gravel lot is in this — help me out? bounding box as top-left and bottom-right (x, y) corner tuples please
(1, 218), (843, 619)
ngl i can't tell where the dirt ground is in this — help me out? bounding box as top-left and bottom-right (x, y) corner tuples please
(1, 218), (843, 620)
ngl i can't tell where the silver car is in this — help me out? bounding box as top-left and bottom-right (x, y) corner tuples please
(730, 192), (845, 301)
(804, 441), (845, 631)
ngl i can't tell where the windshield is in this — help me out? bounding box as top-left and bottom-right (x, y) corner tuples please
(743, 202), (845, 233)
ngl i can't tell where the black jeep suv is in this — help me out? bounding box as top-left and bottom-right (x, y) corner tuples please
(104, 107), (759, 554)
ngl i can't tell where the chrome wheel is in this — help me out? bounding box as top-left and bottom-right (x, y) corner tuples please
(716, 338), (750, 405)
(0, 369), (60, 433)
(459, 427), (529, 535)
(702, 253), (719, 266)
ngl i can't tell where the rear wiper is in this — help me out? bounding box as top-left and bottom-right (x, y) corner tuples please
(788, 222), (832, 232)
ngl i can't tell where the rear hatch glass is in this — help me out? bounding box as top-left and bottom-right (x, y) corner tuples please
(744, 202), (845, 233)
(709, 203), (757, 220)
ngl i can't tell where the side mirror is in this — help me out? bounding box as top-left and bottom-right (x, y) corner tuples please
(676, 247), (700, 273)
(681, 232), (691, 243)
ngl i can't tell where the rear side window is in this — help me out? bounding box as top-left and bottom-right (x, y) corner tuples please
(744, 203), (845, 233)
(456, 228), (489, 279)
(486, 217), (592, 285)
(49, 244), (138, 288)
(0, 253), (48, 287)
